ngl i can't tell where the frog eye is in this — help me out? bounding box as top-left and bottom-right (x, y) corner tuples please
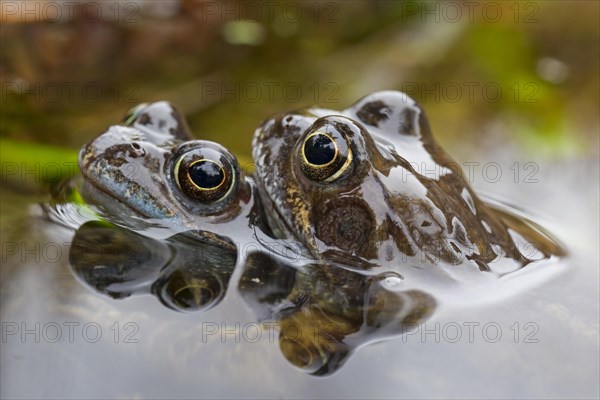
(174, 144), (236, 203)
(300, 123), (353, 182)
(123, 103), (149, 126)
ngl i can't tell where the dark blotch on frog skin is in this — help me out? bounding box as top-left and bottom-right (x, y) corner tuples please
(397, 107), (419, 136)
(356, 100), (419, 137)
(138, 112), (152, 126)
(356, 100), (390, 126)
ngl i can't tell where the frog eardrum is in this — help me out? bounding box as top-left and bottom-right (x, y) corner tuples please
(173, 142), (237, 203)
(298, 117), (354, 182)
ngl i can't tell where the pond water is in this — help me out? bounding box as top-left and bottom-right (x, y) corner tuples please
(1, 145), (598, 399)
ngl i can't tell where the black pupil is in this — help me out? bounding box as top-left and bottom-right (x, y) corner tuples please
(304, 134), (336, 165)
(189, 160), (224, 189)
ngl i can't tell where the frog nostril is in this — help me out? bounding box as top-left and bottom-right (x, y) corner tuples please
(130, 142), (146, 157)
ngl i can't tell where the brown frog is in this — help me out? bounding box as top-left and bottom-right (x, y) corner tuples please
(252, 91), (564, 278)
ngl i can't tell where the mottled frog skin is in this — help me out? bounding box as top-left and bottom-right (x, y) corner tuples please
(252, 91), (563, 276)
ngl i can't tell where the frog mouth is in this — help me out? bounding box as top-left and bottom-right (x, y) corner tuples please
(78, 146), (145, 218)
(254, 184), (294, 239)
(79, 179), (152, 220)
(79, 160), (165, 221)
(254, 182), (321, 259)
(79, 145), (178, 220)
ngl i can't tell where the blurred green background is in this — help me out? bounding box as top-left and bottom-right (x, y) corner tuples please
(1, 0), (598, 191)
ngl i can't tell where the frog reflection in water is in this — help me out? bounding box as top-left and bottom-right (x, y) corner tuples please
(252, 90), (564, 278)
(238, 251), (435, 375)
(73, 101), (257, 311)
(70, 220), (237, 312)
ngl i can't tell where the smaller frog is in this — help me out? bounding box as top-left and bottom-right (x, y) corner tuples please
(252, 91), (564, 279)
(79, 101), (255, 239)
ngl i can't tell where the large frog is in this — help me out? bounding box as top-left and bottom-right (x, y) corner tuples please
(252, 91), (564, 281)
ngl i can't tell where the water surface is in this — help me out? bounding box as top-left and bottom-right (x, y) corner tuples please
(1, 147), (597, 399)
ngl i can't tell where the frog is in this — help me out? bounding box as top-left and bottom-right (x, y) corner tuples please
(252, 90), (565, 281)
(78, 101), (257, 238)
(74, 101), (270, 311)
